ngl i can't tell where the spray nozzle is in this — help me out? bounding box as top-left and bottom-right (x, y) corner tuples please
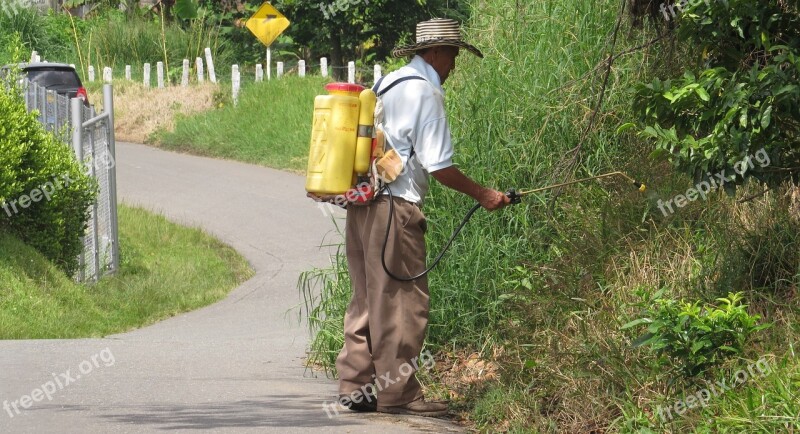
(633, 181), (646, 192)
(505, 188), (522, 205)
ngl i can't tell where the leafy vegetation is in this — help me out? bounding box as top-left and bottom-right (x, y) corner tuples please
(632, 0), (800, 191)
(623, 291), (771, 379)
(0, 83), (96, 275)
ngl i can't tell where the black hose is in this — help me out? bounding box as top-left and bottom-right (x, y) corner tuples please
(381, 187), (482, 281)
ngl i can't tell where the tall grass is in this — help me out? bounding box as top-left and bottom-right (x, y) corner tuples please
(298, 224), (350, 373)
(77, 9), (231, 84)
(0, 7), (231, 86)
(0, 8), (76, 64)
(425, 0), (635, 347)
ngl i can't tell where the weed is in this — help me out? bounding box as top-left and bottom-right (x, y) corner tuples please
(624, 291), (771, 379)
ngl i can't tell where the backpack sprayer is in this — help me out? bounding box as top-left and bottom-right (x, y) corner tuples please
(304, 81), (647, 281)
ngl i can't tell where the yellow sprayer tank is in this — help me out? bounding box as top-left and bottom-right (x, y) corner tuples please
(354, 89), (377, 175)
(305, 83), (365, 195)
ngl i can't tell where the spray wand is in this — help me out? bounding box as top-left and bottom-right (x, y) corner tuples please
(383, 171), (646, 281)
(505, 171), (646, 204)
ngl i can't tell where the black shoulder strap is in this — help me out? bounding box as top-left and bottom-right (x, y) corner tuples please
(372, 75), (425, 97)
(372, 75), (426, 159)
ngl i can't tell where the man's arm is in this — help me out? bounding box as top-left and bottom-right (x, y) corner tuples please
(430, 166), (510, 211)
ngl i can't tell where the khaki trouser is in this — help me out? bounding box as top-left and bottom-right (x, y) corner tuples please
(336, 196), (429, 406)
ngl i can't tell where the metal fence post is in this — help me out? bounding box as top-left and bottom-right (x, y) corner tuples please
(38, 86), (46, 124)
(88, 105), (100, 281)
(71, 97), (86, 282)
(103, 84), (120, 273)
(32, 83), (38, 113)
(46, 90), (56, 133)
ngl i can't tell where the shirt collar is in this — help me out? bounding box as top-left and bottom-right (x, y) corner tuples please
(407, 55), (442, 90)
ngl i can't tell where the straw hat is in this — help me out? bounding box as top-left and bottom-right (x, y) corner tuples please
(392, 18), (484, 59)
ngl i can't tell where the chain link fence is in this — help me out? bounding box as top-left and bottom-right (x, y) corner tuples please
(23, 81), (120, 282)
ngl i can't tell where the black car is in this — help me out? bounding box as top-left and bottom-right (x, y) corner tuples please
(0, 62), (90, 106)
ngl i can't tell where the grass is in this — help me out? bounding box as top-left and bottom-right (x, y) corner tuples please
(154, 75), (328, 172)
(0, 204), (253, 339)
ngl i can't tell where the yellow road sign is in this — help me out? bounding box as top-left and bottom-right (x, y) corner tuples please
(246, 3), (290, 47)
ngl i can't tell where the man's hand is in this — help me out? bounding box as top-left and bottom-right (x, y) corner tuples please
(478, 188), (511, 211)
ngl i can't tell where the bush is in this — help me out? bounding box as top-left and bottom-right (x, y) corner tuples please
(0, 86), (96, 275)
(623, 291), (771, 379)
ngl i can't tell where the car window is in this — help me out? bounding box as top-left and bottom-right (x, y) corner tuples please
(24, 68), (82, 88)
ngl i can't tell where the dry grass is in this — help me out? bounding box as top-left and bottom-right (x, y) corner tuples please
(88, 82), (218, 143)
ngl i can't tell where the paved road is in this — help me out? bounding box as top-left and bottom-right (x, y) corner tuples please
(0, 143), (461, 433)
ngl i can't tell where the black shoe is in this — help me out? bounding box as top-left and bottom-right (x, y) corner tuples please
(339, 394), (377, 412)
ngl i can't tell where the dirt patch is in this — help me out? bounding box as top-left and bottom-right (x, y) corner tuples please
(426, 348), (502, 401)
(88, 82), (217, 143)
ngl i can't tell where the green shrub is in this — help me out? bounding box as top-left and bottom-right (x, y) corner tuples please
(631, 0), (800, 191)
(623, 291), (771, 379)
(0, 32), (26, 66)
(0, 86), (96, 275)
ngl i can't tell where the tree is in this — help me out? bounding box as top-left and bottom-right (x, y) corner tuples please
(271, 0), (470, 79)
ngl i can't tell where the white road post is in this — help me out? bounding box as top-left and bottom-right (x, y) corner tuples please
(143, 63), (151, 87)
(255, 64), (263, 82)
(181, 59), (190, 87)
(157, 61), (165, 88)
(277, 62), (284, 79)
(88, 65), (95, 82)
(204, 47), (216, 83)
(232, 65), (240, 107)
(125, 65), (131, 81)
(320, 57), (328, 78)
(299, 60), (306, 77)
(348, 61), (355, 84)
(103, 67), (112, 83)
(374, 64), (382, 84)
(266, 47), (272, 81)
(196, 57), (204, 83)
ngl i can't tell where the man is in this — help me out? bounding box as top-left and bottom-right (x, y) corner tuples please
(331, 18), (510, 417)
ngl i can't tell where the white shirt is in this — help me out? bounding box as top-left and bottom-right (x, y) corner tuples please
(377, 56), (454, 204)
